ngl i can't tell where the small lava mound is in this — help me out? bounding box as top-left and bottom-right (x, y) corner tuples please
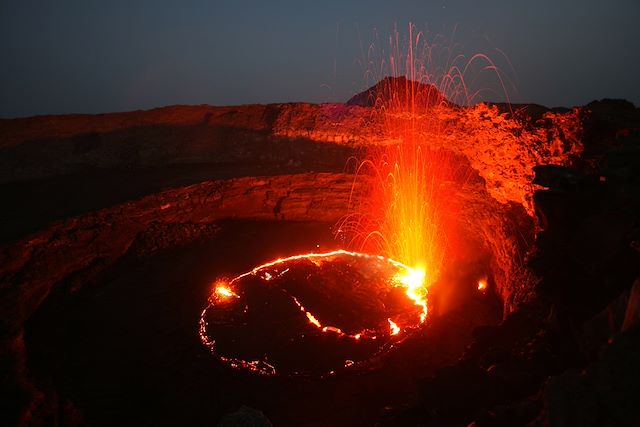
(346, 76), (453, 109)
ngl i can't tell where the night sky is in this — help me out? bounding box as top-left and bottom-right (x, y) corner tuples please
(1, 0), (639, 118)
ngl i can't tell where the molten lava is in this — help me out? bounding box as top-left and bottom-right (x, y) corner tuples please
(199, 250), (428, 376)
(213, 282), (238, 300)
(387, 318), (401, 336)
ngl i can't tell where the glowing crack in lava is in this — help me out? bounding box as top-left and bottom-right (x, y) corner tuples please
(199, 250), (427, 376)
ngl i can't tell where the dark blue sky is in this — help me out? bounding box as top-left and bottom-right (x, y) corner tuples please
(1, 0), (639, 117)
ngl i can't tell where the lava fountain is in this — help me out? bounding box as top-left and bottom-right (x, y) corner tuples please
(199, 23), (509, 376)
(339, 23), (509, 294)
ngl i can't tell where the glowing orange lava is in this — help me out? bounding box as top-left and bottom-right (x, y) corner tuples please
(213, 281), (238, 301)
(199, 250), (430, 375)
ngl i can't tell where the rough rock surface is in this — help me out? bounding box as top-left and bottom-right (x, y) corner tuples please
(1, 97), (583, 217)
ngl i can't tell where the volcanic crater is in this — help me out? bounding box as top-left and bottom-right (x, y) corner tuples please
(1, 80), (639, 426)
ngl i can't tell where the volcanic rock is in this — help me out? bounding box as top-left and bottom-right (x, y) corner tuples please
(0, 93), (585, 228)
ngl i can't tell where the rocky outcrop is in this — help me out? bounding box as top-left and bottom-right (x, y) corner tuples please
(0, 104), (359, 184)
(0, 98), (586, 219)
